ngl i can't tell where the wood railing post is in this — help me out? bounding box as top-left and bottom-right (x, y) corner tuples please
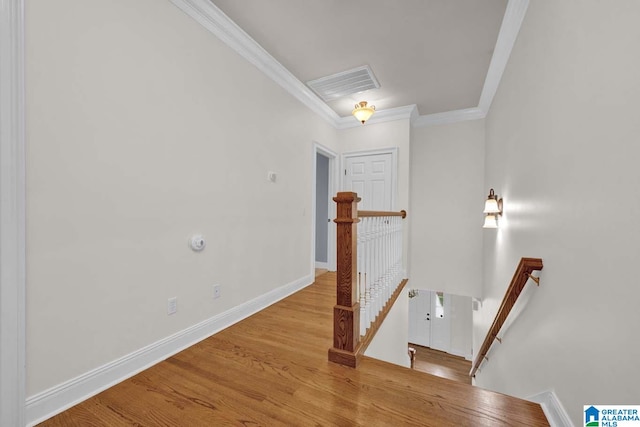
(328, 192), (361, 367)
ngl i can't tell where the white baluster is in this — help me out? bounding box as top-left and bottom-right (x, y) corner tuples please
(384, 217), (390, 302)
(366, 218), (373, 318)
(370, 217), (378, 317)
(377, 217), (384, 314)
(358, 221), (366, 336)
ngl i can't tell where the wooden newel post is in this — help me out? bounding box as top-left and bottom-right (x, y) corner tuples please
(328, 192), (361, 367)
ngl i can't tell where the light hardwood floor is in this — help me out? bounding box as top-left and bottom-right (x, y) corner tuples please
(410, 344), (472, 385)
(40, 272), (549, 426)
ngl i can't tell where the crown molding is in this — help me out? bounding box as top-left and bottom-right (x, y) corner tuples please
(336, 104), (418, 129)
(170, 0), (340, 125)
(478, 0), (530, 113)
(413, 107), (486, 128)
(170, 0), (528, 129)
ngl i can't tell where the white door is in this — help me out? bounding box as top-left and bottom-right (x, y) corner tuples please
(408, 290), (431, 347)
(344, 152), (394, 211)
(430, 291), (451, 352)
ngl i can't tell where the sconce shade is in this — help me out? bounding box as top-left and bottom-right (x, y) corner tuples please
(483, 213), (498, 229)
(483, 188), (502, 214)
(352, 101), (375, 124)
(483, 198), (500, 214)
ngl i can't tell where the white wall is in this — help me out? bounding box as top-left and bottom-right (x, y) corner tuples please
(449, 294), (472, 360)
(475, 1), (640, 425)
(25, 0), (337, 397)
(364, 288), (411, 368)
(409, 120), (485, 297)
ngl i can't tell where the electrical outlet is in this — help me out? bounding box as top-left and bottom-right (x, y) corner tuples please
(167, 297), (177, 315)
(213, 284), (221, 299)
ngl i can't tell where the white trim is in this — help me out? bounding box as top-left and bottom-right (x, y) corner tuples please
(413, 107), (486, 127)
(315, 261), (329, 270)
(0, 0), (26, 426)
(170, 0), (339, 125)
(528, 390), (574, 427)
(25, 274), (314, 426)
(341, 147), (399, 211)
(477, 0), (530, 113)
(312, 143), (338, 273)
(168, 0), (528, 128)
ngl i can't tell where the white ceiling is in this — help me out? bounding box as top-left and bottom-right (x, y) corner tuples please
(212, 0), (508, 118)
(170, 0), (529, 129)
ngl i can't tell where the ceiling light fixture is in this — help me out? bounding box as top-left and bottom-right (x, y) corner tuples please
(352, 101), (375, 124)
(482, 188), (503, 229)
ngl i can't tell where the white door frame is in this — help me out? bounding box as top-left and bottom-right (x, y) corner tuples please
(0, 0), (27, 425)
(341, 147), (398, 211)
(312, 142), (338, 272)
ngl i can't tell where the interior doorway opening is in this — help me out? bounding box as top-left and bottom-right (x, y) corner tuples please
(312, 143), (337, 272)
(408, 289), (473, 359)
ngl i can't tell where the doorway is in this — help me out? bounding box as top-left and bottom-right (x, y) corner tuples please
(409, 290), (450, 351)
(409, 290), (472, 357)
(315, 152), (330, 269)
(312, 143), (337, 272)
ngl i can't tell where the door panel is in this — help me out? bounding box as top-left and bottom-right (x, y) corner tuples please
(351, 181), (365, 198)
(371, 180), (386, 210)
(344, 153), (393, 211)
(371, 160), (386, 173)
(408, 290), (431, 347)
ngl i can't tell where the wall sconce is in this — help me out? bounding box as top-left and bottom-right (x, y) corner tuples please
(483, 188), (503, 229)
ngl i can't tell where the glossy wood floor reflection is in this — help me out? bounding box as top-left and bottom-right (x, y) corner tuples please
(40, 272), (549, 426)
(410, 344), (472, 384)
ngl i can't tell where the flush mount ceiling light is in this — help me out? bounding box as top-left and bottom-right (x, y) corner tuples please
(483, 188), (503, 229)
(352, 101), (376, 124)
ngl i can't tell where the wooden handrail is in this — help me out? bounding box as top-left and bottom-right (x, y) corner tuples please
(358, 210), (407, 219)
(328, 192), (408, 368)
(469, 257), (543, 377)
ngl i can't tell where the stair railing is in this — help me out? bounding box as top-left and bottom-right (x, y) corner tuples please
(328, 192), (408, 368)
(469, 257), (543, 377)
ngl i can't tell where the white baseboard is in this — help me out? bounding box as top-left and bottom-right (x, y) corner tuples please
(528, 390), (574, 427)
(315, 261), (328, 269)
(25, 273), (314, 426)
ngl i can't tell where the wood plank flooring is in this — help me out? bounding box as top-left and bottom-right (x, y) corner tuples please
(410, 344), (472, 385)
(40, 272), (549, 426)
